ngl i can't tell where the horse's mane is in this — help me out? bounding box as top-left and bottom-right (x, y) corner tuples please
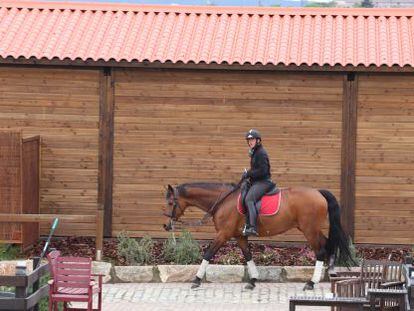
(176, 182), (239, 215)
(177, 182), (236, 196)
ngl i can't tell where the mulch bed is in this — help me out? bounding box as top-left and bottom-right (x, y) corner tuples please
(24, 236), (412, 266)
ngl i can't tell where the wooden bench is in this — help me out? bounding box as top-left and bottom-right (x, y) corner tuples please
(404, 263), (414, 310)
(0, 259), (49, 310)
(289, 295), (368, 310)
(367, 288), (409, 311)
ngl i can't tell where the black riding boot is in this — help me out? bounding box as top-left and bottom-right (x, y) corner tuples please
(241, 182), (250, 232)
(243, 202), (258, 237)
(243, 210), (250, 233)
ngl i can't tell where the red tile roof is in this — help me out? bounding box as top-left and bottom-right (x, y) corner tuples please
(1, 1), (414, 68)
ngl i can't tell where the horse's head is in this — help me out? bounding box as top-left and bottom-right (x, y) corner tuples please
(163, 184), (188, 231)
(163, 182), (239, 231)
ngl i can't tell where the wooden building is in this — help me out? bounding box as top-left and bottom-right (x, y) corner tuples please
(0, 2), (413, 244)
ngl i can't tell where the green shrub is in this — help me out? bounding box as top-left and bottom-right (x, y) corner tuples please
(174, 230), (202, 264)
(162, 230), (201, 264)
(0, 244), (21, 260)
(117, 231), (154, 265)
(162, 234), (177, 263)
(39, 297), (62, 311)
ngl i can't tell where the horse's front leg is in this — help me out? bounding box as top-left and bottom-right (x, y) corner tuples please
(192, 233), (229, 289)
(236, 236), (258, 290)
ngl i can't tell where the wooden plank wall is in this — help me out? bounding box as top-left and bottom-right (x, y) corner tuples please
(355, 74), (414, 245)
(113, 68), (343, 240)
(0, 67), (100, 236)
(0, 132), (22, 243)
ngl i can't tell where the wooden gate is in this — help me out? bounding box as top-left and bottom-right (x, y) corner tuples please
(0, 131), (40, 249)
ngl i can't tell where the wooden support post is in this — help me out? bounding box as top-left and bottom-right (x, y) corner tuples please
(98, 67), (115, 237)
(340, 73), (358, 240)
(15, 261), (27, 300)
(96, 206), (104, 261)
(32, 257), (40, 311)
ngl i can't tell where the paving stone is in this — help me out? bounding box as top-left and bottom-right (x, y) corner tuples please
(98, 282), (332, 311)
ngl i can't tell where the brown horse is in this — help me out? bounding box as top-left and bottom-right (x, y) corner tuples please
(163, 182), (353, 290)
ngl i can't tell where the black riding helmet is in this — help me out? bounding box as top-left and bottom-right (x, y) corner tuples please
(245, 129), (261, 156)
(245, 129), (261, 141)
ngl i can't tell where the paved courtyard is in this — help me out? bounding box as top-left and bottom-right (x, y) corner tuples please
(92, 282), (333, 311)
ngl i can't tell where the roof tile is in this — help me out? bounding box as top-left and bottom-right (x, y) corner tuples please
(1, 1), (414, 68)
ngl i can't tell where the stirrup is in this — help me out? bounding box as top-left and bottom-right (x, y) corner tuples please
(242, 226), (258, 237)
(242, 224), (249, 236)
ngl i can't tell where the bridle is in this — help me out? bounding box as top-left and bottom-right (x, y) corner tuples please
(169, 188), (185, 220)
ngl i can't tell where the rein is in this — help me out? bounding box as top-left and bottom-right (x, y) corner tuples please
(172, 181), (243, 228)
(208, 181), (243, 216)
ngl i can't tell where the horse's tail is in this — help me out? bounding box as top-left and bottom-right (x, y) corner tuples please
(318, 189), (354, 266)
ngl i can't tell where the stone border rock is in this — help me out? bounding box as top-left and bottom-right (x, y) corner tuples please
(158, 265), (199, 282)
(206, 265), (245, 283)
(0, 260), (34, 275)
(92, 261), (360, 284)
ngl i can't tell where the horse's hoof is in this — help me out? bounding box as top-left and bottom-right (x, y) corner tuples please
(328, 270), (337, 277)
(191, 283), (200, 289)
(191, 277), (201, 289)
(303, 281), (314, 291)
(244, 283), (255, 290)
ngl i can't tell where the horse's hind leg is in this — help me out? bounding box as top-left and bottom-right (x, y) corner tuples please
(236, 236), (258, 290)
(327, 254), (336, 275)
(192, 233), (230, 289)
(302, 229), (328, 291)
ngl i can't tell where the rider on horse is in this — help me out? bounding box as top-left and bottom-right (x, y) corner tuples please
(241, 129), (275, 237)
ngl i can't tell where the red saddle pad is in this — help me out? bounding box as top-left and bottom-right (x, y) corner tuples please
(237, 191), (282, 216)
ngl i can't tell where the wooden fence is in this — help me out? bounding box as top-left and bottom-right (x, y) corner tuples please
(0, 258), (49, 311)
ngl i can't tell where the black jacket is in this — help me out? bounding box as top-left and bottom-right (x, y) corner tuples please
(246, 144), (271, 182)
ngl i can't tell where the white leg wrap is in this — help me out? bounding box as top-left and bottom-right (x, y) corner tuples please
(196, 259), (209, 279)
(247, 260), (259, 279)
(311, 260), (324, 284)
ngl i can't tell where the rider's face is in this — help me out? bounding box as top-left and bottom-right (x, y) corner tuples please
(247, 138), (257, 149)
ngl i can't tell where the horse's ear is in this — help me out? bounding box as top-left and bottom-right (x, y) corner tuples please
(167, 184), (174, 193)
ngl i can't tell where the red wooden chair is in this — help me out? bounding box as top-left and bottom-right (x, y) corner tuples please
(47, 250), (61, 278)
(48, 256), (102, 311)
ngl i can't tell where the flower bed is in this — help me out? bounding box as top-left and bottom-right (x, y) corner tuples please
(24, 236), (412, 266)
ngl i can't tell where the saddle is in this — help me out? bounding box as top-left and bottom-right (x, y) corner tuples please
(237, 186), (282, 216)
